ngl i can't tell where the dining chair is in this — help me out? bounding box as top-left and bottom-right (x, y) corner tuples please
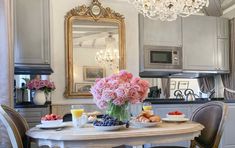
(151, 101), (228, 148)
(0, 104), (30, 148)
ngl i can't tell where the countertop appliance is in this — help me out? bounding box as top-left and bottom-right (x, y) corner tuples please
(140, 45), (182, 77)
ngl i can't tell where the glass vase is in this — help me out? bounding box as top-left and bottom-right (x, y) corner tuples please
(106, 101), (130, 122)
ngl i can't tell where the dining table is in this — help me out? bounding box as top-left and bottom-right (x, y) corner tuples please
(26, 121), (204, 148)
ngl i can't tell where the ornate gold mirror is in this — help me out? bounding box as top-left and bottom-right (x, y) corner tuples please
(64, 0), (126, 98)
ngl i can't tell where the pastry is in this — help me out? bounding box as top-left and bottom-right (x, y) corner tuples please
(136, 116), (150, 123)
(149, 115), (161, 122)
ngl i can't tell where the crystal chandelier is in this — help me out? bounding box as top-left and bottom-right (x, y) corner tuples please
(95, 34), (119, 72)
(129, 0), (209, 21)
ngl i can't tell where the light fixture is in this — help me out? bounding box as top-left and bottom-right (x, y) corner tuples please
(95, 34), (119, 72)
(129, 0), (209, 21)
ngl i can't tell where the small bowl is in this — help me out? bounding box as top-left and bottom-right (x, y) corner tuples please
(41, 119), (63, 126)
(166, 114), (185, 119)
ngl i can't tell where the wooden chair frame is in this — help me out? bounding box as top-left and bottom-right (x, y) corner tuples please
(190, 101), (228, 148)
(0, 105), (29, 148)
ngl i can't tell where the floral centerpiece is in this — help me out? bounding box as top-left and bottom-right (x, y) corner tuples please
(90, 70), (149, 121)
(26, 79), (55, 105)
(26, 79), (56, 95)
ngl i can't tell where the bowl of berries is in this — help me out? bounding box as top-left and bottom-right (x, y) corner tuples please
(93, 114), (129, 131)
(166, 111), (185, 119)
(41, 114), (63, 126)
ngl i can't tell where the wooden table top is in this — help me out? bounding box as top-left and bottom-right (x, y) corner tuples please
(26, 121), (204, 141)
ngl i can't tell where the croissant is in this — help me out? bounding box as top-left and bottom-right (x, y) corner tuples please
(149, 115), (161, 122)
(142, 110), (154, 118)
(137, 116), (150, 123)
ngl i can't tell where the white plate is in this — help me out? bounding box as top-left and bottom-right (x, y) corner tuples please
(131, 121), (158, 128)
(162, 118), (189, 122)
(93, 125), (124, 131)
(36, 122), (70, 129)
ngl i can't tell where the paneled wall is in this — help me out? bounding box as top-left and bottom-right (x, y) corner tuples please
(0, 0), (14, 147)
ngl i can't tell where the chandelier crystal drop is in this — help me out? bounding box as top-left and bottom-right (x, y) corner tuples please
(129, 0), (209, 21)
(95, 34), (120, 72)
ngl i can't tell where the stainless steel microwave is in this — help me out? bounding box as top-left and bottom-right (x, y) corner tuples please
(144, 45), (182, 70)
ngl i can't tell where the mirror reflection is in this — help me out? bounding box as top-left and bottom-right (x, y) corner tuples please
(72, 20), (119, 93)
(64, 0), (125, 98)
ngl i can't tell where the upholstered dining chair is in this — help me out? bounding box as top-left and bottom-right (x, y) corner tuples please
(0, 104), (30, 148)
(151, 101), (228, 148)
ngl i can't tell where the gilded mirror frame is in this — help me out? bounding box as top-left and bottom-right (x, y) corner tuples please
(64, 0), (126, 98)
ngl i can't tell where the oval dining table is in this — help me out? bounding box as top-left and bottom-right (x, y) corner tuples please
(26, 121), (204, 148)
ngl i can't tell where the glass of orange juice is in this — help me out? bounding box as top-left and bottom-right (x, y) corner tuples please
(71, 105), (87, 128)
(143, 102), (153, 114)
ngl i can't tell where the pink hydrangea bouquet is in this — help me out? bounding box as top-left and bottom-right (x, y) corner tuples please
(26, 79), (56, 95)
(90, 70), (149, 121)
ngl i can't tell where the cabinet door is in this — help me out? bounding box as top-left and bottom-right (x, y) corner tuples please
(16, 107), (50, 128)
(183, 16), (217, 71)
(217, 39), (229, 71)
(142, 16), (182, 46)
(217, 18), (229, 39)
(14, 0), (50, 65)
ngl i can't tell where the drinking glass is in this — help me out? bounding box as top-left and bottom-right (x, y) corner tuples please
(143, 102), (153, 114)
(143, 102), (152, 111)
(71, 105), (87, 128)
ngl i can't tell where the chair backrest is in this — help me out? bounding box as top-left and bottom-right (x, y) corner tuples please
(190, 101), (228, 148)
(0, 105), (29, 148)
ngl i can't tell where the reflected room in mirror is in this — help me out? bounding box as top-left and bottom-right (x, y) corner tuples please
(64, 0), (126, 98)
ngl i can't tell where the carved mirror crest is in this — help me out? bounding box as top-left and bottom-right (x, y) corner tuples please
(64, 0), (126, 98)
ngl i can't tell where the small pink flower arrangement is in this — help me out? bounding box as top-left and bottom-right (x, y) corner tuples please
(90, 70), (150, 109)
(27, 79), (56, 95)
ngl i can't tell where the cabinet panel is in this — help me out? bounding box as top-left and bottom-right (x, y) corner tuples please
(217, 39), (229, 71)
(16, 107), (50, 128)
(217, 18), (229, 39)
(183, 16), (217, 71)
(14, 0), (50, 65)
(142, 16), (182, 46)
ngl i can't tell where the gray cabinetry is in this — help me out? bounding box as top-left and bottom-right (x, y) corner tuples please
(217, 39), (229, 71)
(217, 18), (229, 39)
(15, 107), (50, 128)
(182, 16), (229, 73)
(14, 0), (50, 67)
(182, 15), (217, 71)
(139, 15), (182, 47)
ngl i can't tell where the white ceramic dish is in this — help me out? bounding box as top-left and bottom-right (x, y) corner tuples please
(131, 121), (158, 128)
(41, 119), (63, 126)
(36, 122), (69, 129)
(93, 125), (124, 131)
(166, 114), (185, 119)
(162, 118), (189, 122)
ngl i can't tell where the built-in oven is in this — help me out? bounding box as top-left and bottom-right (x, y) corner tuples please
(144, 45), (182, 70)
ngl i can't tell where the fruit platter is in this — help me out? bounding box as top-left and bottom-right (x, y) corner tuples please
(93, 114), (129, 131)
(131, 110), (161, 128)
(166, 111), (185, 119)
(162, 111), (189, 122)
(41, 114), (63, 126)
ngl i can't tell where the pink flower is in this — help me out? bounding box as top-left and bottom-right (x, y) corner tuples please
(90, 70), (150, 109)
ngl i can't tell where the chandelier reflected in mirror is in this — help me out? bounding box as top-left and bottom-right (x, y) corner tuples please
(95, 34), (120, 73)
(129, 0), (209, 21)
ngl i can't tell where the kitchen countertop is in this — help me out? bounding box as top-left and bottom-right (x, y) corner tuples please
(145, 98), (235, 104)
